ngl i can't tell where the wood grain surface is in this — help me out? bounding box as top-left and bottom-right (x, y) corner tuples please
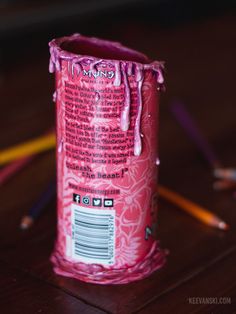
(0, 8), (236, 314)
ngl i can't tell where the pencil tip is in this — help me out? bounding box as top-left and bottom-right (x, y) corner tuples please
(218, 221), (229, 231)
(20, 216), (34, 230)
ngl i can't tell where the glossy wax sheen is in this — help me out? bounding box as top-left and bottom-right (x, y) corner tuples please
(49, 34), (166, 284)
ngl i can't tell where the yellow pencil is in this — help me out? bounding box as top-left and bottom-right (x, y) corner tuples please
(158, 185), (229, 231)
(0, 132), (56, 166)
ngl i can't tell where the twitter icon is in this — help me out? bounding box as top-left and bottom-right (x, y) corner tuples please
(92, 198), (102, 207)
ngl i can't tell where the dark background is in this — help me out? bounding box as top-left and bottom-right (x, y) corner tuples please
(1, 0), (236, 63)
(0, 1), (236, 313)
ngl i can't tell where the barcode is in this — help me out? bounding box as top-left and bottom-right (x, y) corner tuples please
(71, 204), (115, 265)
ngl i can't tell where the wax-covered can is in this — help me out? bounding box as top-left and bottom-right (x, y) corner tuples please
(49, 34), (166, 284)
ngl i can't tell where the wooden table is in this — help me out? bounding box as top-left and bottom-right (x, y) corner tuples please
(0, 10), (236, 314)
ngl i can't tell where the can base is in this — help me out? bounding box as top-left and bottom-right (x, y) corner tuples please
(51, 241), (166, 285)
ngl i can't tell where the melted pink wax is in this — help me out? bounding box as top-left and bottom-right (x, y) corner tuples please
(120, 62), (131, 132)
(49, 34), (166, 284)
(49, 33), (164, 157)
(51, 241), (167, 284)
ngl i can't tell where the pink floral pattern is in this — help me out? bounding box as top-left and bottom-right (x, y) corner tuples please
(49, 35), (166, 284)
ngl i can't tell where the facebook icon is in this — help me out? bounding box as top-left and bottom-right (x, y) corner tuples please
(73, 193), (80, 203)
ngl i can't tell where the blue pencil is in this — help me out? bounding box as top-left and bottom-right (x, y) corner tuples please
(20, 180), (56, 230)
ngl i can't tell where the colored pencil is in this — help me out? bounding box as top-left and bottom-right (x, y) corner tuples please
(158, 185), (229, 231)
(170, 101), (221, 168)
(214, 168), (236, 182)
(213, 179), (236, 191)
(20, 181), (56, 230)
(0, 132), (56, 166)
(0, 156), (33, 186)
(170, 101), (236, 194)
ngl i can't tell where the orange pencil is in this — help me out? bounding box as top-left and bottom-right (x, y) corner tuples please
(158, 185), (229, 231)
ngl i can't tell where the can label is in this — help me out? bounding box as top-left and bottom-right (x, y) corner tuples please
(71, 204), (116, 265)
(56, 61), (158, 267)
(49, 34), (166, 283)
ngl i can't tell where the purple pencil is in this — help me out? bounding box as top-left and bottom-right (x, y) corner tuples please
(20, 180), (56, 230)
(170, 101), (221, 169)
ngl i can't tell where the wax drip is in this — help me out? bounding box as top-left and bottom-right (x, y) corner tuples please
(67, 61), (71, 78)
(49, 36), (165, 157)
(146, 61), (165, 85)
(71, 62), (75, 78)
(90, 59), (102, 71)
(49, 58), (54, 73)
(156, 69), (164, 84)
(58, 139), (63, 152)
(49, 35), (165, 78)
(156, 158), (160, 165)
(53, 91), (57, 102)
(49, 47), (56, 73)
(113, 61), (121, 86)
(49, 46), (61, 72)
(127, 62), (133, 76)
(120, 63), (131, 131)
(134, 77), (144, 156)
(71, 61), (82, 78)
(55, 54), (61, 72)
(135, 64), (143, 82)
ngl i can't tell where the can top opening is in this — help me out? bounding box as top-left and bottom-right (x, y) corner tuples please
(60, 34), (150, 64)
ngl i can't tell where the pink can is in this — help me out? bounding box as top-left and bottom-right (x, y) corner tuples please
(49, 34), (166, 284)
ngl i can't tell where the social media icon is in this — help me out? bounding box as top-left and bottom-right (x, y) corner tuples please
(145, 226), (152, 240)
(92, 198), (102, 207)
(73, 193), (80, 203)
(82, 196), (90, 205)
(104, 199), (114, 207)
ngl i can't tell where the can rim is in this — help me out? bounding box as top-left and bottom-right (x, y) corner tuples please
(49, 33), (152, 65)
